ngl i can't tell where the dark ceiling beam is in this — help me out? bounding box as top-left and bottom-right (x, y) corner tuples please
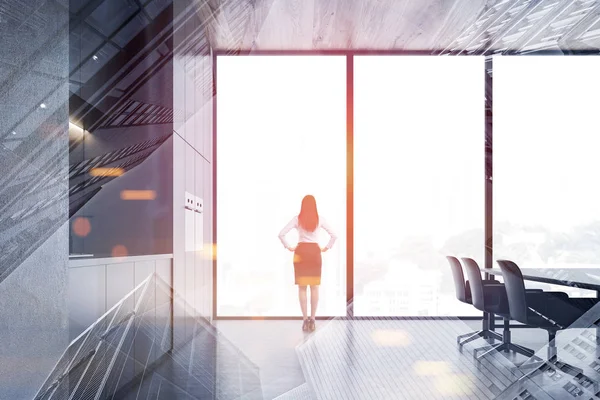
(68, 7), (152, 74)
(78, 2), (209, 131)
(69, 4), (177, 125)
(134, 0), (154, 21)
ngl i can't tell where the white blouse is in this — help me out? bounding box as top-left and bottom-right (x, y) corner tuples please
(278, 216), (337, 250)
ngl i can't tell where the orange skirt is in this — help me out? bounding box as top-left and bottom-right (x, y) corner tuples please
(293, 243), (322, 285)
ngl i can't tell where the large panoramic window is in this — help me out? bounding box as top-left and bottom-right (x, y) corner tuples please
(493, 56), (600, 298)
(216, 56), (347, 317)
(353, 56), (485, 316)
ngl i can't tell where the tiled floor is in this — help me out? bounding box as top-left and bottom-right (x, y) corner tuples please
(120, 318), (600, 399)
(297, 319), (525, 399)
(215, 320), (309, 400)
(215, 319), (550, 400)
(118, 317), (262, 400)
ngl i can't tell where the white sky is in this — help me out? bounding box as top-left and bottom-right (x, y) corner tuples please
(354, 56), (484, 253)
(493, 55), (600, 232)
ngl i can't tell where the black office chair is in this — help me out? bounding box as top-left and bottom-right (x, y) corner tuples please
(447, 256), (502, 347)
(497, 259), (599, 375)
(462, 258), (537, 361)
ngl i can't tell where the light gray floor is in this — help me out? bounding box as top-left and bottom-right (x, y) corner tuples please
(215, 319), (552, 400)
(215, 320), (309, 400)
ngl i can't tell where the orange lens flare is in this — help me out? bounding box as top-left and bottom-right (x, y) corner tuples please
(120, 190), (157, 200)
(201, 243), (217, 260)
(89, 167), (124, 177)
(111, 245), (128, 257)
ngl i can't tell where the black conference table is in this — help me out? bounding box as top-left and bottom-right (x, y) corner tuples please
(478, 266), (600, 331)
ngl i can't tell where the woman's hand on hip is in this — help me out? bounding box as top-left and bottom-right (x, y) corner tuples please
(287, 246), (296, 252)
(321, 247), (328, 253)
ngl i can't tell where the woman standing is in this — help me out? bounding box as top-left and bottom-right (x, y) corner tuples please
(278, 195), (337, 332)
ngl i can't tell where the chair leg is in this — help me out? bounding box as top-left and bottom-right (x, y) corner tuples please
(457, 332), (475, 340)
(458, 329), (502, 348)
(476, 342), (537, 362)
(508, 343), (536, 358)
(475, 343), (504, 360)
(475, 319), (537, 362)
(457, 331), (480, 345)
(506, 343), (536, 358)
(458, 331), (483, 346)
(486, 330), (503, 341)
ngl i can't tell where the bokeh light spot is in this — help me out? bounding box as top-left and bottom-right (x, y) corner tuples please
(112, 245), (128, 257)
(90, 167), (124, 177)
(413, 361), (450, 377)
(120, 190), (156, 200)
(201, 243), (217, 260)
(371, 329), (411, 347)
(434, 374), (473, 396)
(72, 217), (91, 237)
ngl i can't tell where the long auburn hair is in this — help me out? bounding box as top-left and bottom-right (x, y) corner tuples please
(298, 195), (319, 232)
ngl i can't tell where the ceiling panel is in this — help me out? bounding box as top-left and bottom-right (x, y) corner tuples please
(86, 0), (139, 37)
(112, 13), (150, 47)
(77, 41), (119, 83)
(146, 0), (172, 19)
(70, 24), (105, 72)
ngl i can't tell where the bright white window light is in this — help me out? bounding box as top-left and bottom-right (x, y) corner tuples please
(493, 55), (600, 299)
(216, 55), (347, 317)
(353, 56), (485, 317)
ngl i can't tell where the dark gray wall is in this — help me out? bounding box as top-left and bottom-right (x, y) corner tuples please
(0, 1), (69, 398)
